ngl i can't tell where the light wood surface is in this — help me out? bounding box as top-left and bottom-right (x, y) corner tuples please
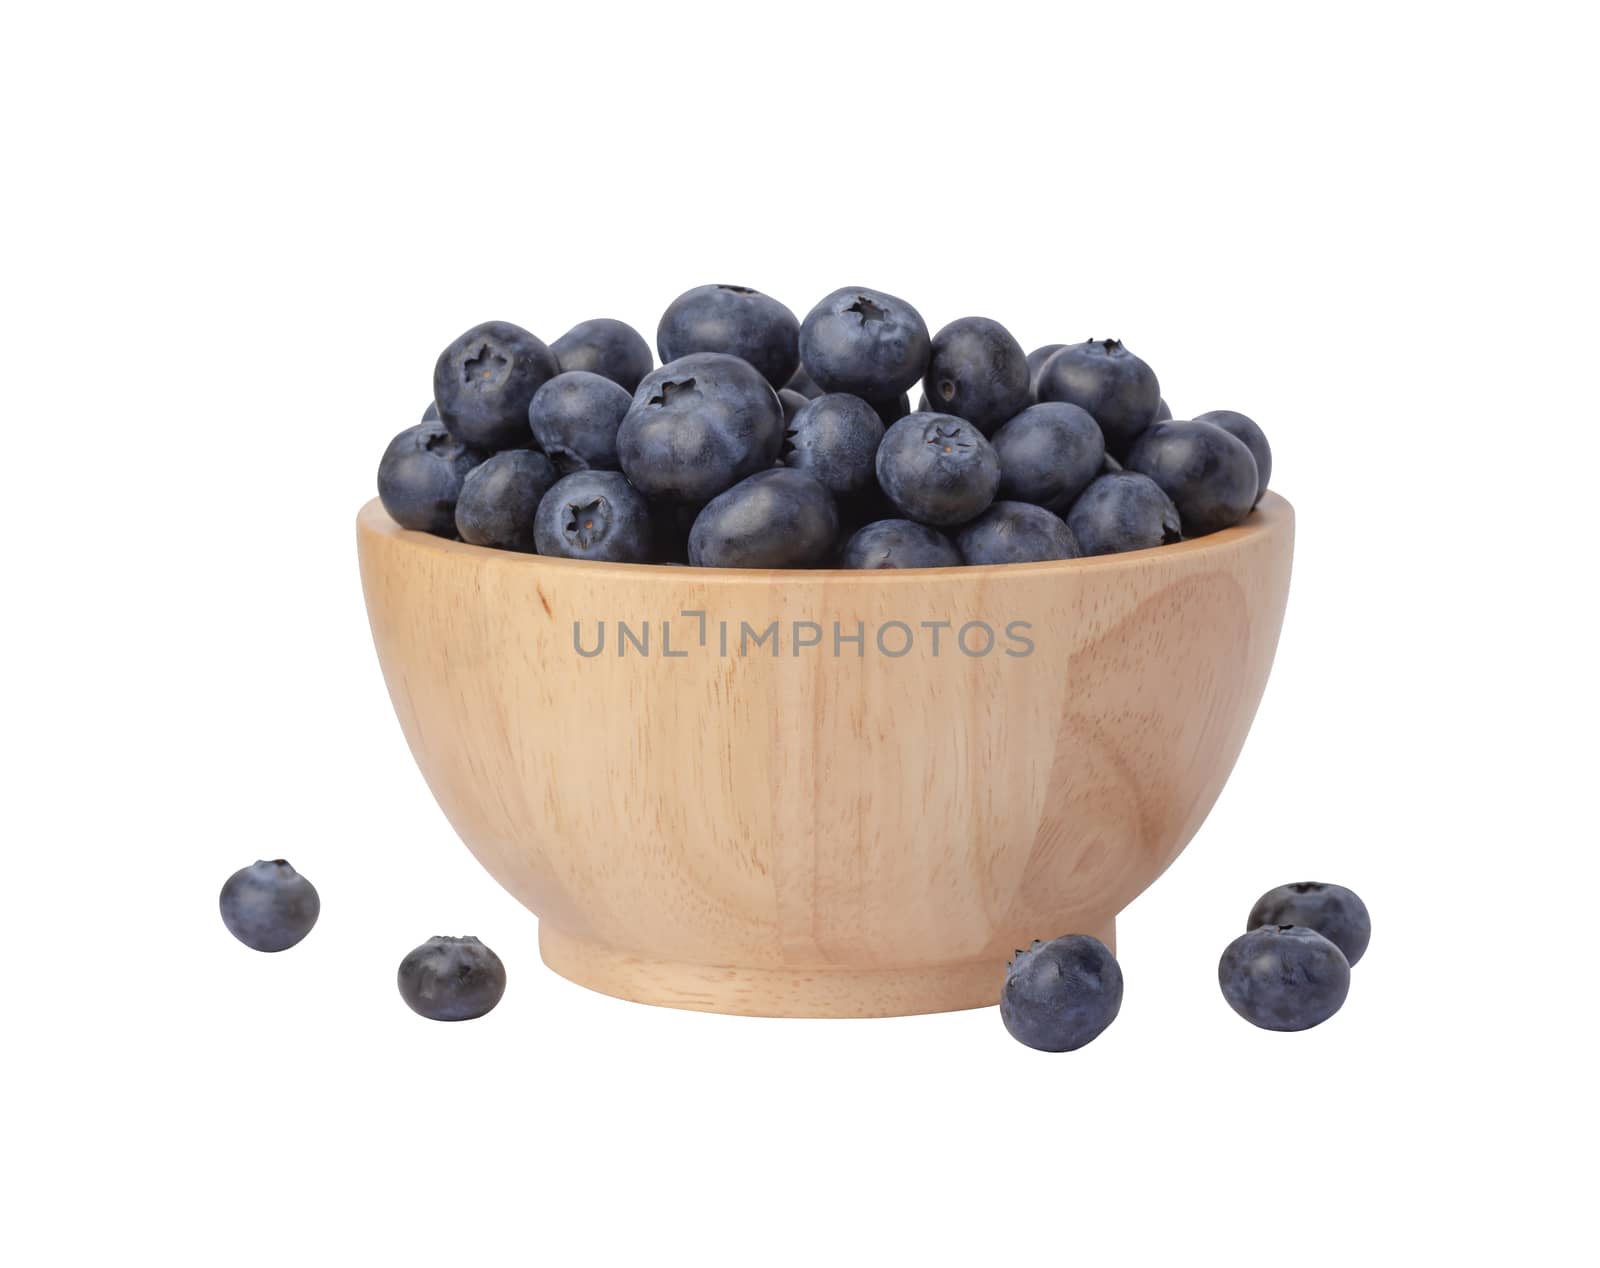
(357, 493), (1294, 1017)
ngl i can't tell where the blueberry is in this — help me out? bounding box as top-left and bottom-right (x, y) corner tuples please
(421, 401), (440, 422)
(799, 286), (931, 397)
(527, 370), (632, 473)
(1034, 339), (1161, 458)
(1155, 398), (1173, 422)
(990, 402), (1106, 513)
(1000, 935), (1123, 1052)
(1066, 472), (1182, 556)
(782, 393), (884, 499)
(957, 501), (1080, 565)
(1218, 926), (1350, 1032)
(922, 316), (1030, 435)
(875, 412), (1000, 527)
(618, 353), (785, 503)
(433, 321), (558, 451)
(1248, 883), (1371, 967)
(454, 450), (557, 552)
(219, 859), (320, 952)
(1125, 421), (1258, 536)
(841, 519), (962, 569)
(869, 391), (911, 426)
(377, 421), (486, 536)
(397, 935), (506, 1022)
(1025, 344), (1065, 400)
(778, 388), (810, 426)
(784, 362), (824, 399)
(688, 468), (838, 568)
(657, 284), (800, 388)
(1193, 409), (1271, 504)
(550, 317), (654, 394)
(534, 470), (654, 563)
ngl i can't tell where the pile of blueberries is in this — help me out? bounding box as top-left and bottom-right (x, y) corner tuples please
(377, 285), (1273, 568)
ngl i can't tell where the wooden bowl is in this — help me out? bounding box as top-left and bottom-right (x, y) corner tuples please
(357, 493), (1293, 1017)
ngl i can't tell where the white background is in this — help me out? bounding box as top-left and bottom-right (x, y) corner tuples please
(4, 2), (1596, 1264)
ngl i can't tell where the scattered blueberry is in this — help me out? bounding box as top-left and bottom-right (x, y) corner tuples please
(1026, 343), (1066, 400)
(550, 317), (654, 394)
(219, 859), (320, 953)
(657, 284), (800, 388)
(783, 393), (885, 499)
(377, 420), (486, 536)
(534, 470), (654, 563)
(1125, 421), (1258, 536)
(688, 468), (838, 568)
(1248, 882), (1370, 966)
(1067, 471), (1182, 556)
(1193, 409), (1271, 504)
(1218, 925), (1350, 1032)
(618, 353), (785, 503)
(922, 316), (1031, 435)
(1000, 935), (1123, 1052)
(990, 401), (1106, 513)
(1034, 339), (1161, 457)
(799, 287), (931, 398)
(454, 450), (557, 553)
(397, 936), (506, 1022)
(840, 519), (962, 569)
(875, 412), (1000, 527)
(433, 320), (558, 451)
(784, 362), (824, 399)
(957, 501), (1080, 565)
(528, 370), (632, 473)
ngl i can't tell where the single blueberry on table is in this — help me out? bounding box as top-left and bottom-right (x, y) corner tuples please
(1035, 339), (1161, 458)
(869, 392), (911, 427)
(550, 317), (654, 394)
(1001, 935), (1123, 1052)
(397, 936), (506, 1022)
(799, 286), (931, 398)
(1248, 882), (1371, 966)
(1067, 471), (1182, 556)
(377, 420), (486, 536)
(688, 468), (838, 569)
(778, 388), (810, 426)
(783, 392), (885, 499)
(1193, 409), (1271, 504)
(1218, 925), (1350, 1032)
(618, 352), (785, 503)
(528, 370), (632, 473)
(957, 501), (1080, 565)
(875, 412), (1001, 527)
(1125, 420), (1258, 536)
(433, 320), (559, 451)
(219, 860), (320, 953)
(657, 284), (801, 388)
(922, 316), (1031, 435)
(784, 362), (824, 399)
(841, 519), (962, 569)
(990, 401), (1106, 513)
(533, 470), (654, 563)
(1026, 343), (1066, 399)
(454, 450), (557, 553)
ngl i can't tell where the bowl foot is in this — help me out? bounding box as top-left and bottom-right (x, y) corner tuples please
(538, 919), (1116, 1019)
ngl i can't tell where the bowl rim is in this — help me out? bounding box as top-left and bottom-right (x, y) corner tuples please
(357, 491), (1291, 585)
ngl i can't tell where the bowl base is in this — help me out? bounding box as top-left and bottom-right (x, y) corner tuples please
(538, 919), (1117, 1018)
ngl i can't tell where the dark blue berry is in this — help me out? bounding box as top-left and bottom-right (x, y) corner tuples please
(1026, 344), (1066, 400)
(1193, 410), (1271, 504)
(657, 284), (800, 388)
(799, 287), (930, 398)
(922, 316), (1030, 434)
(875, 412), (1000, 527)
(688, 468), (838, 568)
(220, 859), (320, 953)
(1126, 421), (1257, 536)
(991, 402), (1106, 513)
(784, 362), (824, 399)
(1035, 339), (1161, 457)
(550, 318), (654, 394)
(528, 370), (631, 473)
(1248, 883), (1370, 966)
(778, 388), (809, 426)
(869, 392), (911, 426)
(782, 393), (884, 499)
(534, 470), (653, 563)
(957, 501), (1080, 565)
(397, 936), (506, 1022)
(1000, 935), (1123, 1052)
(433, 321), (558, 451)
(1066, 472), (1182, 556)
(618, 353), (784, 503)
(1218, 926), (1350, 1032)
(377, 421), (485, 536)
(840, 519), (962, 569)
(454, 450), (557, 552)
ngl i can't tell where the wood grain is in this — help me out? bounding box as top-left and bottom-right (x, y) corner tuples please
(357, 493), (1294, 1017)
